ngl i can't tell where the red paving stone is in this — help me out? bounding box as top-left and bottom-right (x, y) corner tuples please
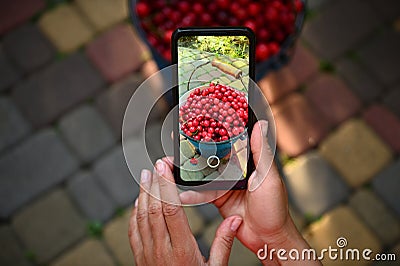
(0, 0), (45, 35)
(363, 104), (400, 154)
(272, 93), (330, 157)
(258, 66), (298, 104)
(86, 24), (147, 83)
(287, 44), (319, 85)
(305, 74), (361, 127)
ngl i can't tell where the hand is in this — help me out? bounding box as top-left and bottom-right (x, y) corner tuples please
(179, 121), (321, 265)
(128, 159), (243, 266)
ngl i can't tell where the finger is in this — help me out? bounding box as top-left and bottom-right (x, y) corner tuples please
(249, 120), (279, 191)
(162, 156), (174, 170)
(128, 207), (145, 265)
(208, 216), (243, 266)
(136, 169), (154, 264)
(155, 159), (194, 247)
(148, 167), (171, 261)
(179, 190), (225, 205)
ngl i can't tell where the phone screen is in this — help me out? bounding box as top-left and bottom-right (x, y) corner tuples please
(175, 30), (253, 187)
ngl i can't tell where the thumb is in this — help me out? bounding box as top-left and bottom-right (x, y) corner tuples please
(208, 216), (242, 266)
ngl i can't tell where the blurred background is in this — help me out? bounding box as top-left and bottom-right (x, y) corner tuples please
(0, 0), (399, 265)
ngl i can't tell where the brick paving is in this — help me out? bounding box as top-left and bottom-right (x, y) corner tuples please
(0, 0), (399, 265)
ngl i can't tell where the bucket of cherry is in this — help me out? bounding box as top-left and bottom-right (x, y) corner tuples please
(179, 83), (248, 159)
(130, 0), (306, 79)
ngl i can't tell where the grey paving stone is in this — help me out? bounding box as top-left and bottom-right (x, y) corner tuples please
(59, 104), (115, 163)
(0, 129), (79, 218)
(3, 23), (55, 73)
(303, 0), (381, 59)
(144, 121), (166, 163)
(373, 159), (400, 217)
(67, 171), (116, 222)
(383, 86), (400, 119)
(359, 30), (400, 86)
(196, 238), (210, 260)
(0, 46), (20, 91)
(367, 0), (400, 22)
(12, 53), (104, 127)
(195, 203), (220, 223)
(307, 0), (332, 10)
(0, 97), (31, 153)
(12, 189), (86, 264)
(0, 226), (30, 266)
(336, 58), (383, 104)
(93, 144), (140, 207)
(349, 189), (400, 246)
(284, 151), (350, 217)
(96, 75), (143, 137)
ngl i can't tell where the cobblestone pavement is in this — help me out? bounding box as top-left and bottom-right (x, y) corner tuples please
(0, 1), (399, 265)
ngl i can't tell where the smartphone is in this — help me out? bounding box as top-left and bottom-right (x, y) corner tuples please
(172, 27), (256, 190)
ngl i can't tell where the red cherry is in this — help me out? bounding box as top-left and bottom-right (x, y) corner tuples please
(136, 2), (150, 17)
(256, 43), (270, 61)
(248, 3), (260, 16)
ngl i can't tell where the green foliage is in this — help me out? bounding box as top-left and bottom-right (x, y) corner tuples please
(87, 221), (103, 238)
(319, 60), (335, 73)
(179, 36), (249, 59)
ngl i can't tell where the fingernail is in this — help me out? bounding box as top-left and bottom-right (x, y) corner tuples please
(230, 217), (243, 232)
(156, 159), (165, 175)
(261, 121), (269, 137)
(141, 169), (150, 183)
(134, 198), (138, 207)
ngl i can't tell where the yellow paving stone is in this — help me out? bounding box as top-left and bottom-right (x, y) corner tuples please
(38, 4), (94, 53)
(229, 239), (260, 266)
(303, 205), (382, 266)
(184, 206), (205, 236)
(51, 239), (115, 266)
(319, 119), (392, 187)
(103, 210), (135, 266)
(75, 0), (128, 32)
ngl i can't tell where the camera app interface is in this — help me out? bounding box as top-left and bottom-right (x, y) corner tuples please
(178, 35), (250, 182)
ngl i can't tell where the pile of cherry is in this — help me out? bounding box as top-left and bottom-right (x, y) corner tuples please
(180, 83), (248, 143)
(135, 0), (304, 62)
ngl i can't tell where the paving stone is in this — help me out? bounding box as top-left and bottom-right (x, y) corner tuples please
(319, 119), (392, 187)
(200, 216), (223, 246)
(284, 151), (349, 217)
(3, 23), (55, 73)
(12, 53), (104, 127)
(305, 74), (362, 126)
(144, 122), (166, 163)
(104, 210), (135, 266)
(12, 189), (86, 264)
(272, 93), (330, 157)
(0, 0), (45, 35)
(76, 0), (128, 32)
(59, 104), (115, 163)
(289, 206), (306, 231)
(184, 206), (205, 236)
(0, 129), (79, 218)
(195, 203), (220, 223)
(196, 238), (210, 260)
(86, 24), (146, 82)
(0, 46), (21, 91)
(367, 0), (400, 22)
(359, 30), (400, 86)
(373, 159), (400, 217)
(67, 171), (116, 222)
(258, 66), (298, 104)
(96, 75), (143, 136)
(336, 58), (382, 104)
(303, 0), (381, 59)
(93, 145), (140, 207)
(303, 206), (382, 266)
(363, 104), (400, 154)
(0, 226), (30, 266)
(287, 44), (319, 85)
(52, 239), (115, 266)
(0, 97), (31, 153)
(39, 4), (95, 53)
(349, 189), (400, 246)
(383, 86), (400, 119)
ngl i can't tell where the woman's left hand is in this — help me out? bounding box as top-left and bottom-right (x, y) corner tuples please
(128, 158), (243, 266)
